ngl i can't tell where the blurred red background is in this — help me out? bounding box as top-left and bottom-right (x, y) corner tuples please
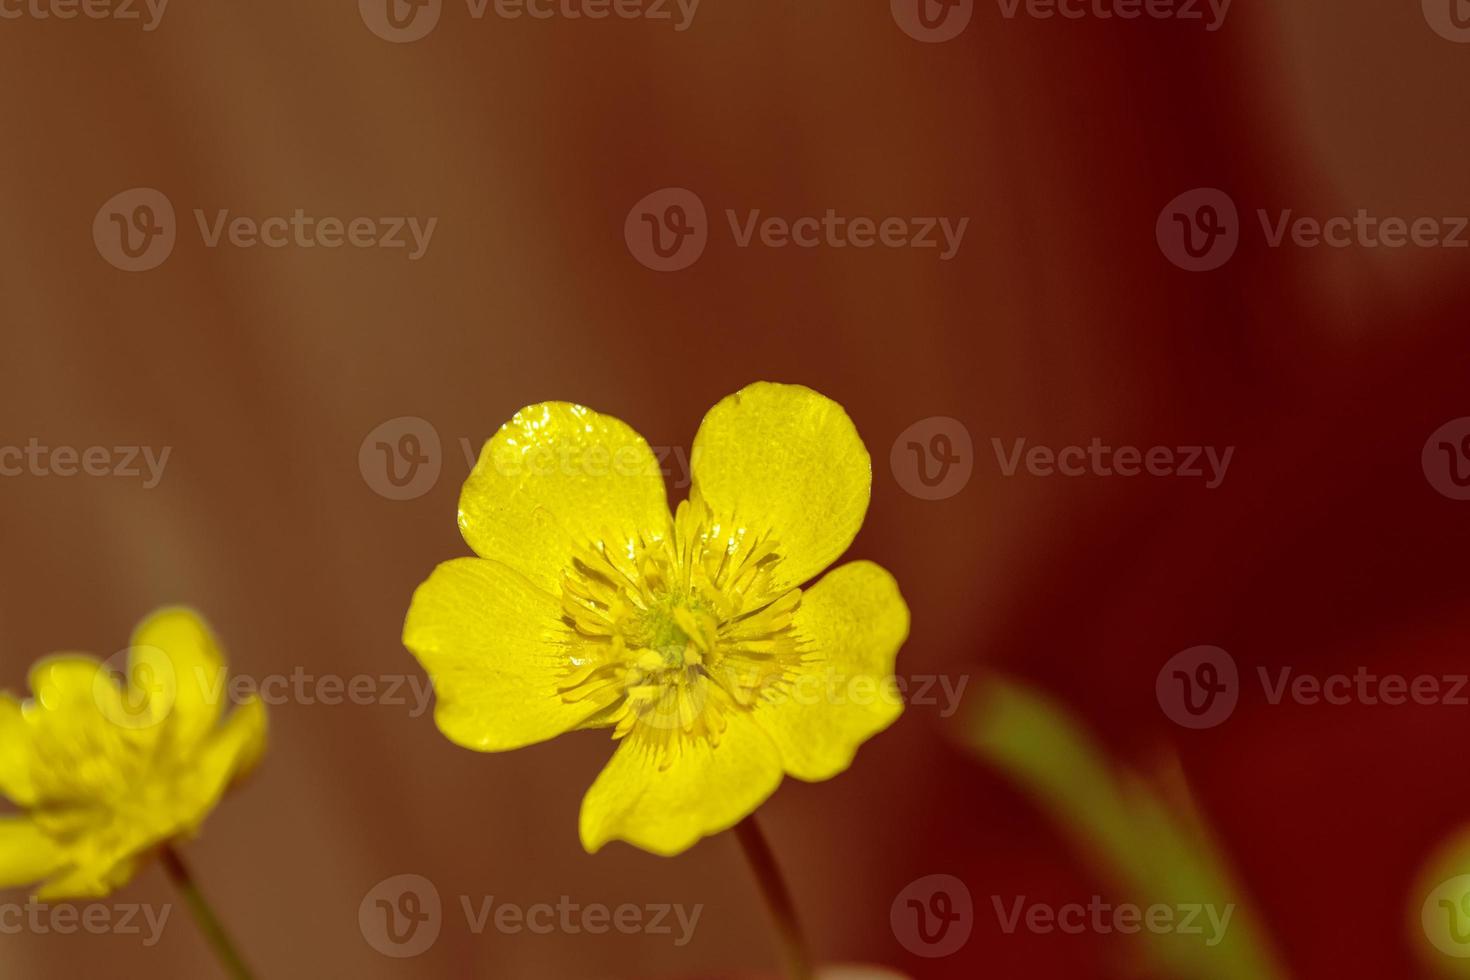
(3, 1), (1470, 977)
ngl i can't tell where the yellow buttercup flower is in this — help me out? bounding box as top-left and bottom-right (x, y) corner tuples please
(404, 382), (910, 856)
(0, 608), (267, 900)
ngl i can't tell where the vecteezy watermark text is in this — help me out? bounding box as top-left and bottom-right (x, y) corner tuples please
(358, 416), (698, 501)
(0, 0), (168, 30)
(359, 0), (700, 43)
(1158, 187), (1470, 271)
(991, 437), (1234, 489)
(0, 901), (170, 946)
(459, 895), (700, 945)
(767, 671), (969, 719)
(193, 210), (436, 259)
(1157, 646), (1470, 729)
(624, 188), (969, 272)
(996, 0), (1230, 29)
(0, 440), (170, 488)
(992, 896), (1234, 946)
(96, 655), (436, 728)
(725, 210), (968, 260)
(93, 188), (436, 272)
(195, 668), (435, 718)
(358, 875), (701, 958)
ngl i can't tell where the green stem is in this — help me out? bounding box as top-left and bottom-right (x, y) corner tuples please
(733, 816), (814, 980)
(160, 844), (255, 980)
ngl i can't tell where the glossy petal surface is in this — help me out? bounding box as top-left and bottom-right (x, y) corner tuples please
(579, 711), (785, 856)
(756, 561), (910, 781)
(689, 382), (871, 593)
(404, 557), (604, 751)
(458, 402), (673, 596)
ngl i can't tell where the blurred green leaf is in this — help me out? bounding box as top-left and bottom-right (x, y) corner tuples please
(963, 675), (1286, 980)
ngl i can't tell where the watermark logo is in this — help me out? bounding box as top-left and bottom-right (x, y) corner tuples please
(361, 874), (442, 958)
(1424, 875), (1470, 958)
(94, 644), (177, 731)
(625, 187), (708, 272)
(1157, 188), (1238, 272)
(1423, 418), (1470, 501)
(360, 0), (443, 42)
(891, 874), (973, 957)
(360, 417), (442, 500)
(1156, 645), (1238, 729)
(1424, 0), (1470, 42)
(891, 0), (973, 42)
(891, 417), (973, 500)
(94, 188), (176, 272)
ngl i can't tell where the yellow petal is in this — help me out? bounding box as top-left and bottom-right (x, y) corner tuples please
(458, 402), (673, 595)
(0, 696), (35, 806)
(207, 695), (269, 788)
(35, 854), (141, 903)
(25, 653), (130, 745)
(757, 561), (909, 781)
(20, 656), (150, 802)
(27, 654), (108, 713)
(404, 557), (600, 751)
(579, 714), (785, 856)
(0, 817), (64, 891)
(130, 607), (226, 747)
(175, 696), (269, 832)
(690, 383), (871, 592)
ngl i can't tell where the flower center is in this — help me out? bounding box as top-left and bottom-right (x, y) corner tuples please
(557, 500), (805, 750)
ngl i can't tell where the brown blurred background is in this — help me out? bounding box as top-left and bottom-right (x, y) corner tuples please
(4, 0), (1470, 977)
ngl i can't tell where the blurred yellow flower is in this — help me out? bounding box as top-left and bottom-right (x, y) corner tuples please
(0, 608), (267, 900)
(405, 382), (909, 856)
